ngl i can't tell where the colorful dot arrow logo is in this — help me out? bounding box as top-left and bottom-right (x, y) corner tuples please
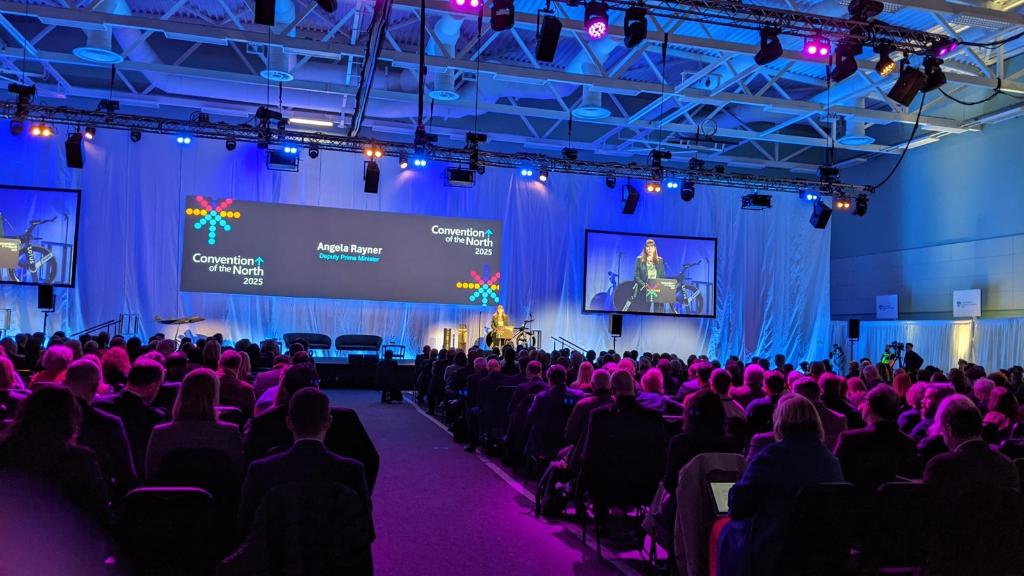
(456, 264), (500, 306)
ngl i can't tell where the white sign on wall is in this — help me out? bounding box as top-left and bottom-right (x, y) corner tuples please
(876, 294), (899, 320)
(953, 289), (982, 318)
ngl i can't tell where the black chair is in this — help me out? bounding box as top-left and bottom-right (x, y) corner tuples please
(927, 487), (1024, 575)
(866, 482), (932, 571)
(216, 405), (246, 428)
(282, 332), (331, 350)
(118, 487), (220, 576)
(155, 448), (240, 507)
(484, 385), (516, 447)
(334, 334), (383, 354)
(777, 482), (857, 575)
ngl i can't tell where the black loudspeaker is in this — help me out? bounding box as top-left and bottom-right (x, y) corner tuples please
(364, 161), (380, 194)
(254, 0), (276, 26)
(65, 132), (84, 169)
(848, 318), (860, 340)
(810, 200), (832, 229)
(609, 313), (623, 337)
(536, 16), (562, 63)
(38, 284), (54, 310)
(622, 184), (639, 215)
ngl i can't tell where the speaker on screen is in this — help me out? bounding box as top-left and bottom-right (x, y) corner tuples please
(609, 313), (623, 337)
(536, 16), (562, 63)
(848, 318), (860, 340)
(37, 285), (54, 310)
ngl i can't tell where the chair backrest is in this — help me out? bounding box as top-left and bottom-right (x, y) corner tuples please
(584, 407), (667, 507)
(778, 482), (858, 575)
(928, 486), (1024, 575)
(334, 334), (383, 352)
(119, 487), (219, 575)
(868, 482), (932, 569)
(155, 447), (240, 504)
(216, 405), (246, 428)
(674, 453), (747, 576)
(283, 332), (332, 350)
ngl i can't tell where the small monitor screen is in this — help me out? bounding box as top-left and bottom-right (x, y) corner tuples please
(709, 481), (734, 515)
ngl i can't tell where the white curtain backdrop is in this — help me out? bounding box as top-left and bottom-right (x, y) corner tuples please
(0, 122), (832, 360)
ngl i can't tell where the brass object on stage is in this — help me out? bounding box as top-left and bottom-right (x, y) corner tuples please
(442, 328), (453, 350)
(457, 324), (468, 350)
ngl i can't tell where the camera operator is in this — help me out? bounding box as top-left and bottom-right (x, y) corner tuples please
(903, 342), (924, 377)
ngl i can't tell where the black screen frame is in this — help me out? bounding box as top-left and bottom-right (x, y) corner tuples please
(0, 184), (82, 289)
(582, 228), (718, 319)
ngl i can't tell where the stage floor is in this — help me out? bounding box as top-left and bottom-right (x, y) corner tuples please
(315, 357), (417, 389)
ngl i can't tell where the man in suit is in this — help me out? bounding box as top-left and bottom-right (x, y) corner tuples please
(910, 383), (955, 441)
(253, 355), (291, 403)
(243, 364), (379, 493)
(507, 360), (546, 417)
(524, 365), (580, 460)
(923, 393), (1020, 497)
(564, 368), (614, 447)
(63, 358), (137, 496)
(794, 378), (847, 450)
(834, 384), (919, 492)
(464, 360), (507, 452)
(238, 388), (372, 535)
(92, 359), (167, 471)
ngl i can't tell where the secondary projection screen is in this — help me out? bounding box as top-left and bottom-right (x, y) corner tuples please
(0, 185), (81, 287)
(180, 197), (503, 307)
(583, 229), (716, 318)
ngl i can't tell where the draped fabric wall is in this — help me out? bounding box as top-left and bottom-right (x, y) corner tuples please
(829, 318), (1024, 371)
(0, 123), (831, 360)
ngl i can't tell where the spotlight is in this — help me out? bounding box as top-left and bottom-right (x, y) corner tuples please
(584, 2), (609, 40)
(688, 157), (705, 171)
(875, 44), (896, 77)
(664, 179), (680, 190)
(536, 15), (563, 63)
(645, 181), (662, 193)
(834, 197), (852, 210)
(930, 38), (958, 58)
(282, 144), (299, 155)
(830, 40), (861, 83)
(176, 135), (192, 145)
(804, 34), (830, 58)
(399, 154), (409, 169)
(130, 130), (142, 142)
(491, 0), (514, 32)
(308, 144), (319, 159)
(561, 147), (579, 161)
(681, 179), (695, 202)
(888, 64), (926, 106)
(466, 131), (488, 145)
(414, 158), (428, 168)
(623, 5), (647, 48)
(364, 144), (384, 159)
(84, 126), (96, 140)
(225, 137), (237, 151)
(452, 0), (481, 10)
(539, 169), (549, 182)
(605, 173), (617, 189)
(922, 57), (946, 93)
(650, 149), (672, 168)
(31, 123), (53, 137)
(804, 191), (820, 202)
(754, 28), (783, 66)
(854, 194), (869, 216)
(519, 166), (535, 177)
(364, 160), (381, 194)
(848, 0), (884, 20)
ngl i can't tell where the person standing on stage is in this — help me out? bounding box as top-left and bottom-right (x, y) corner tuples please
(624, 238), (667, 313)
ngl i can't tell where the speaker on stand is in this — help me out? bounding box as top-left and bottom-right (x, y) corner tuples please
(38, 285), (55, 337)
(847, 318), (860, 369)
(609, 313), (622, 351)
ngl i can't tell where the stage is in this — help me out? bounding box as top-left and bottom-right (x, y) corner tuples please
(315, 357), (418, 390)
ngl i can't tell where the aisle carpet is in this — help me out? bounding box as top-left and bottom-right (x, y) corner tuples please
(325, 390), (629, 576)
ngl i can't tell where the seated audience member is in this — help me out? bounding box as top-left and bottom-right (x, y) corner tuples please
(101, 346), (131, 390)
(822, 373), (865, 430)
(0, 385), (111, 526)
(636, 368), (681, 413)
(63, 359), (137, 495)
(861, 363), (884, 389)
(982, 386), (1020, 444)
(237, 388), (371, 533)
(464, 360), (506, 452)
(834, 385), (918, 492)
(525, 365), (578, 460)
(508, 360), (546, 416)
(202, 339), (222, 370)
(898, 382), (928, 434)
(910, 383), (956, 441)
(0, 356), (25, 420)
(845, 377), (868, 408)
(711, 368), (746, 422)
(217, 351), (256, 419)
(93, 359), (168, 471)
(970, 377), (995, 413)
(717, 395), (844, 576)
(145, 368), (244, 481)
(29, 345), (74, 387)
(891, 372), (911, 405)
(164, 351), (188, 383)
(376, 350), (402, 404)
(745, 370), (786, 435)
(794, 377), (847, 450)
(253, 355), (291, 401)
(571, 361), (595, 392)
(243, 364), (379, 492)
(564, 369), (614, 447)
(664, 389), (741, 494)
(923, 394), (1020, 498)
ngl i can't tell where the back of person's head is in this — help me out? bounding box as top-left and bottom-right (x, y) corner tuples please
(685, 389), (726, 435)
(934, 394), (982, 448)
(611, 369), (635, 397)
(454, 351), (467, 367)
(173, 368), (218, 421)
(924, 382), (956, 418)
(473, 357), (487, 372)
(547, 365), (567, 387)
(905, 381), (926, 408)
(278, 363), (321, 406)
(292, 351), (313, 365)
(202, 339), (222, 368)
(526, 360), (543, 378)
(972, 378), (995, 401)
(155, 338), (177, 358)
(861, 363), (881, 383)
(794, 377), (821, 401)
(864, 384), (901, 422)
(592, 369), (612, 392)
(640, 368), (664, 394)
(964, 365), (987, 382)
(287, 388), (332, 439)
(218, 350), (243, 374)
(165, 351), (187, 369)
(819, 373), (844, 400)
(988, 386), (1019, 419)
(764, 370), (786, 394)
(696, 361), (714, 383)
(618, 357), (636, 377)
(5, 384), (80, 450)
(743, 364), (765, 388)
(773, 394), (824, 442)
(127, 359), (165, 393)
(63, 358), (102, 400)
(40, 345), (74, 373)
(710, 368), (732, 395)
(486, 359), (500, 372)
(0, 356), (18, 390)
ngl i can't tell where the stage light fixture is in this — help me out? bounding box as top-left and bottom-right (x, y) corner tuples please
(664, 179), (680, 190)
(645, 181), (662, 193)
(623, 5), (648, 48)
(399, 154), (409, 169)
(803, 34), (830, 58)
(414, 158), (428, 168)
(888, 64), (926, 106)
(308, 144), (320, 159)
(930, 38), (958, 58)
(810, 199), (832, 229)
(364, 160), (381, 194)
(176, 135), (192, 145)
(921, 57), (946, 92)
(562, 147), (579, 161)
(848, 0), (884, 20)
(84, 126), (96, 140)
(225, 137), (237, 151)
(830, 40), (861, 83)
(536, 15), (563, 63)
(31, 123), (53, 137)
(491, 0), (514, 31)
(834, 197), (852, 210)
(804, 191), (820, 201)
(466, 131), (488, 145)
(539, 169), (549, 182)
(605, 174), (617, 189)
(754, 28), (783, 66)
(452, 0), (481, 10)
(364, 144), (384, 159)
(741, 193), (772, 210)
(584, 2), (609, 40)
(854, 194), (869, 216)
(130, 130), (141, 142)
(681, 179), (695, 202)
(650, 149), (672, 168)
(875, 44), (896, 77)
(519, 166), (535, 177)
(281, 144), (299, 154)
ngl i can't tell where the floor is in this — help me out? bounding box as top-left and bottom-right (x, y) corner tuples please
(325, 390), (640, 576)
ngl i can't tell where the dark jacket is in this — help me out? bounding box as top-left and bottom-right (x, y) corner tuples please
(93, 390), (167, 472)
(238, 439), (371, 533)
(0, 442), (111, 527)
(633, 256), (666, 285)
(580, 397), (667, 504)
(508, 377), (546, 416)
(564, 390), (614, 446)
(745, 394), (782, 435)
(76, 398), (137, 495)
(834, 421), (919, 490)
(219, 372), (256, 420)
(243, 405), (379, 493)
(525, 385), (579, 459)
(923, 438), (1020, 499)
(718, 432), (844, 576)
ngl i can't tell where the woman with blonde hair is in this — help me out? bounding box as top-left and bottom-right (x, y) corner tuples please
(572, 361), (595, 392)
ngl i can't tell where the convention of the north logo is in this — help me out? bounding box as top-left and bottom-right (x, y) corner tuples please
(185, 196), (240, 245)
(456, 264), (500, 306)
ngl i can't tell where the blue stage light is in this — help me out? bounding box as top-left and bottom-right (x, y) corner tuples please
(804, 191), (819, 201)
(664, 179), (680, 190)
(520, 166), (535, 177)
(281, 144), (299, 155)
(176, 135), (192, 145)
(414, 158), (428, 167)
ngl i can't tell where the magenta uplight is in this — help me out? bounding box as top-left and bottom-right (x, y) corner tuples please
(803, 35), (830, 58)
(584, 2), (609, 40)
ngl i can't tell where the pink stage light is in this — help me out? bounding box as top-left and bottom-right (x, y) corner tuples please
(803, 35), (830, 59)
(587, 21), (607, 39)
